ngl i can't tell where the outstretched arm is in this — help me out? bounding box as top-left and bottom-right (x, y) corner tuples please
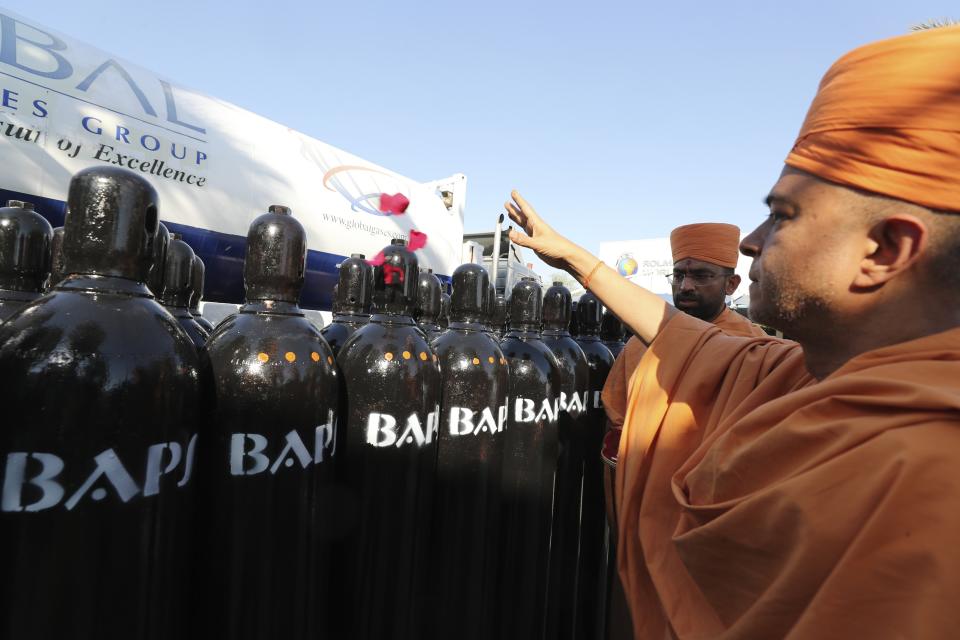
(505, 190), (676, 345)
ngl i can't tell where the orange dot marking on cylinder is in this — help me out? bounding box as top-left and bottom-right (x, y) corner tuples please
(433, 354), (438, 361)
(472, 357), (480, 365)
(311, 351), (320, 362)
(403, 351), (412, 360)
(500, 357), (507, 365)
(488, 356), (495, 364)
(257, 352), (269, 363)
(385, 352), (394, 361)
(420, 352), (428, 361)
(327, 356), (334, 365)
(285, 352), (296, 363)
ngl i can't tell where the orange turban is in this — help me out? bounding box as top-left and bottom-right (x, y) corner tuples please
(786, 25), (960, 212)
(670, 223), (740, 268)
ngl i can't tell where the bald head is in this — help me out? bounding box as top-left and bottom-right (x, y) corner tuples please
(742, 166), (960, 349)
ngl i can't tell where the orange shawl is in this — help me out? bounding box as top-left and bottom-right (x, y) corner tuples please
(602, 308), (766, 428)
(616, 312), (960, 638)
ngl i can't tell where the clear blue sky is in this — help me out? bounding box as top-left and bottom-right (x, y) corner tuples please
(7, 0), (956, 275)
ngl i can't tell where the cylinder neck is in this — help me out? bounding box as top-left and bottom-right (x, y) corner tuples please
(239, 299), (303, 316)
(47, 226), (65, 290)
(542, 281), (573, 331)
(62, 167), (158, 282)
(494, 295), (509, 330)
(243, 206), (306, 304)
(159, 238), (197, 308)
(146, 222), (169, 293)
(449, 320), (486, 332)
(577, 292), (603, 336)
(189, 254), (205, 310)
(58, 274), (153, 298)
(449, 262), (489, 325)
(370, 312), (416, 326)
(416, 270), (443, 323)
(371, 239), (417, 316)
(0, 201), (53, 292)
(600, 310), (624, 341)
(507, 277), (543, 333)
(336, 253), (373, 315)
(482, 281), (496, 328)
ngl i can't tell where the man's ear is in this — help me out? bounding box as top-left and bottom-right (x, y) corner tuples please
(854, 215), (928, 288)
(724, 273), (741, 296)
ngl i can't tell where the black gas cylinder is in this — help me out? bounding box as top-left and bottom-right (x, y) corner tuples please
(569, 300), (580, 338)
(46, 225), (65, 292)
(321, 253), (372, 357)
(498, 277), (561, 640)
(574, 291), (616, 640)
(427, 263), (508, 640)
(493, 293), (508, 338)
(147, 221), (170, 295)
(159, 233), (208, 348)
(415, 268), (443, 341)
(541, 282), (591, 640)
(483, 281), (497, 336)
(189, 254), (215, 333)
(335, 238), (441, 640)
(330, 282), (340, 314)
(0, 200), (52, 323)
(0, 166), (201, 640)
(197, 204), (339, 640)
(439, 291), (451, 329)
(600, 309), (625, 359)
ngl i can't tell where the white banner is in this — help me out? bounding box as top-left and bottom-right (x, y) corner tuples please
(0, 7), (465, 275)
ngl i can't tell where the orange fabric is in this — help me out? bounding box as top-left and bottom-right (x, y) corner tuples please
(786, 25), (960, 212)
(602, 308), (765, 428)
(615, 312), (960, 639)
(669, 224), (741, 269)
(602, 338), (648, 430)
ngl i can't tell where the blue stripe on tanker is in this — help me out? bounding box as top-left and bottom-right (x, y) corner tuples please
(0, 188), (448, 310)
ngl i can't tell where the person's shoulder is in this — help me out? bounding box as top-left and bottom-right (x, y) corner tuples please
(615, 335), (649, 374)
(716, 307), (773, 339)
(857, 418), (960, 501)
(659, 309), (805, 384)
(623, 335), (647, 356)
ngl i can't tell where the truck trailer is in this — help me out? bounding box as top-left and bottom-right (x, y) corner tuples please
(0, 7), (467, 314)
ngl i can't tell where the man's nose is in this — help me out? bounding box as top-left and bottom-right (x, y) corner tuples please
(740, 221), (767, 258)
(679, 276), (697, 292)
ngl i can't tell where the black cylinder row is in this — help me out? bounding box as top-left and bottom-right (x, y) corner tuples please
(0, 167), (627, 640)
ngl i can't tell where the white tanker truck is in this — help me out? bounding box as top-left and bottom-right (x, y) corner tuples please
(0, 6), (468, 319)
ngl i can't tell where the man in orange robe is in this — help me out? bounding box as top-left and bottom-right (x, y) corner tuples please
(505, 24), (960, 639)
(600, 230), (767, 640)
(602, 222), (767, 434)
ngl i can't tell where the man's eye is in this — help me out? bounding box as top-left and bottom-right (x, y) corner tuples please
(769, 209), (789, 221)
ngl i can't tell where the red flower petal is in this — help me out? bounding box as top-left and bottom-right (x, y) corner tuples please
(383, 263), (404, 284)
(408, 230), (428, 251)
(379, 193), (410, 215)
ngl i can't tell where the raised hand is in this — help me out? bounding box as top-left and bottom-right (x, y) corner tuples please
(504, 189), (673, 344)
(504, 190), (580, 273)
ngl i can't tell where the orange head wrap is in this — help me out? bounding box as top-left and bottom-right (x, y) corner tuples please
(786, 25), (960, 212)
(670, 223), (740, 268)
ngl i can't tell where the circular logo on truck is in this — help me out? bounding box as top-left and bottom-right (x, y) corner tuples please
(322, 165), (411, 217)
